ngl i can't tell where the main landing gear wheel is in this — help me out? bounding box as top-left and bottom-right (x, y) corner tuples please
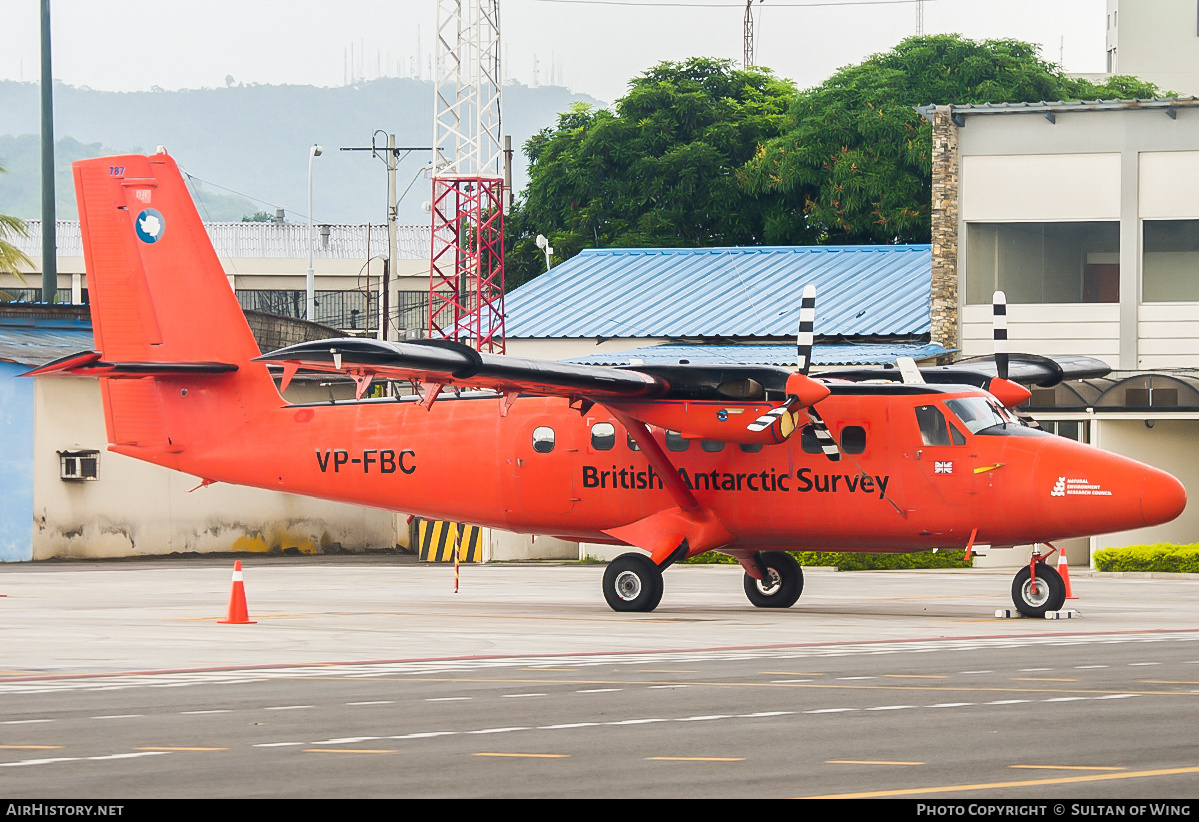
(603, 553), (664, 612)
(1011, 564), (1066, 618)
(743, 551), (804, 608)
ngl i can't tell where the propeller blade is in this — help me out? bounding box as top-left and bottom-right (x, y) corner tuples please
(993, 290), (1008, 382)
(797, 284), (816, 376)
(747, 395), (798, 433)
(807, 407), (841, 462)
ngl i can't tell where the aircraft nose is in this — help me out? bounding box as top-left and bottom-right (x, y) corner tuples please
(1141, 468), (1187, 527)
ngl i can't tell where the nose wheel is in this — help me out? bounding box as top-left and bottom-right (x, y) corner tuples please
(743, 551), (804, 608)
(603, 553), (664, 612)
(1011, 564), (1066, 617)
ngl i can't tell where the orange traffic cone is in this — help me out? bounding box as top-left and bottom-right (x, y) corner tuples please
(1059, 545), (1078, 600)
(218, 560), (256, 624)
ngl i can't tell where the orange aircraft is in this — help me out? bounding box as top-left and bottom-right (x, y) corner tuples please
(29, 152), (1187, 617)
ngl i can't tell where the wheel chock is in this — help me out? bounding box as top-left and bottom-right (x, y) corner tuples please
(1045, 609), (1080, 620)
(995, 609), (1017, 618)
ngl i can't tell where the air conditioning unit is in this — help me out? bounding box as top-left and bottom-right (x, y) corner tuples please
(59, 450), (100, 481)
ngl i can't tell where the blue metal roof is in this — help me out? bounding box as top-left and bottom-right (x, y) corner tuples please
(567, 343), (952, 368)
(505, 245), (932, 339)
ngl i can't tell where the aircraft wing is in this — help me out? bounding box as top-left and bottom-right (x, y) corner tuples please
(819, 354), (1111, 389)
(254, 337), (668, 400)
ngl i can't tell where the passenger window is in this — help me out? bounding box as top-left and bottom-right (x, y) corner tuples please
(738, 443), (763, 453)
(665, 431), (690, 452)
(627, 433), (640, 451)
(841, 425), (866, 454)
(591, 422), (616, 451)
(532, 426), (555, 453)
(914, 405), (953, 446)
(800, 425), (823, 454)
(701, 439), (725, 453)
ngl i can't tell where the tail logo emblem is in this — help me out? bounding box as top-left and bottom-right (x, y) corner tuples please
(135, 209), (165, 244)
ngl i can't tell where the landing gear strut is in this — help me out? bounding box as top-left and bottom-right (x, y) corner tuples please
(603, 553), (664, 612)
(743, 551), (804, 608)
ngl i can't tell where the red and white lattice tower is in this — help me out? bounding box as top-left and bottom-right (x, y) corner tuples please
(429, 0), (505, 353)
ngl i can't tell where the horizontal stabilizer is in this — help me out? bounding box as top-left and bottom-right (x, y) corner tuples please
(255, 337), (666, 400)
(23, 350), (238, 378)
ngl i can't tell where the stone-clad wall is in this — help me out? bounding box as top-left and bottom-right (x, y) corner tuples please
(930, 105), (959, 360)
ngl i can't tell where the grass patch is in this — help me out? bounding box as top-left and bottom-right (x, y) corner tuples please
(1094, 543), (1199, 574)
(682, 550), (971, 571)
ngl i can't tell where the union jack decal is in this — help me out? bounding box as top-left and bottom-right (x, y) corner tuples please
(934, 461), (953, 474)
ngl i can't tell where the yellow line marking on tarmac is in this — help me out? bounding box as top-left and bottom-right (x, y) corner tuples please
(304, 749), (397, 754)
(803, 766), (1199, 798)
(885, 675), (947, 679)
(1010, 765), (1127, 771)
(473, 753), (570, 759)
(137, 747), (228, 752)
(827, 760), (924, 766)
(1143, 680), (1199, 685)
(1012, 677), (1077, 682)
(0, 745), (63, 750)
(647, 757), (745, 762)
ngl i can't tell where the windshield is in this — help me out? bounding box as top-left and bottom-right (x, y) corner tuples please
(945, 396), (1007, 434)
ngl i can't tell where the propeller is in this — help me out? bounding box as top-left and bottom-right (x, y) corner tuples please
(746, 286), (837, 460)
(986, 290), (1033, 408)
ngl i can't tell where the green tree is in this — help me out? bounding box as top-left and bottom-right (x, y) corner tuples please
(0, 161), (31, 276)
(505, 57), (801, 288)
(740, 35), (1163, 245)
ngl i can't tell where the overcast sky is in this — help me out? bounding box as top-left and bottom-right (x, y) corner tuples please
(4, 0), (1108, 103)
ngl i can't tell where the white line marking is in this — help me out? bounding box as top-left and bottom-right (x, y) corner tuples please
(88, 752), (169, 761)
(538, 723), (601, 730)
(347, 701), (394, 706)
(91, 715), (143, 719)
(502, 693), (547, 698)
(1129, 662), (1161, 666)
(676, 715), (730, 722)
(577, 688), (622, 693)
(1, 719), (53, 724)
(648, 685), (688, 689)
(313, 737), (379, 744)
(836, 676), (876, 680)
(987, 700), (1031, 705)
(253, 742), (305, 747)
(805, 708), (857, 714)
(180, 710), (231, 715)
(771, 679), (812, 683)
(1043, 697), (1088, 702)
(739, 711), (794, 718)
(607, 718), (668, 725)
(960, 670), (993, 674)
(1019, 668), (1051, 672)
(1, 757), (81, 767)
(466, 727), (529, 734)
(426, 697), (471, 702)
(866, 705), (914, 711)
(391, 732), (457, 739)
(927, 703), (974, 708)
(264, 705), (312, 710)
(1093, 694), (1140, 700)
(1074, 665), (1108, 669)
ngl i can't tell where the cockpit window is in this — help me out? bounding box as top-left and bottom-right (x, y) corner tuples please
(915, 405), (953, 446)
(946, 397), (1007, 435)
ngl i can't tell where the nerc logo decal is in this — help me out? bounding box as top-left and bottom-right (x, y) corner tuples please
(1050, 476), (1112, 497)
(135, 208), (165, 243)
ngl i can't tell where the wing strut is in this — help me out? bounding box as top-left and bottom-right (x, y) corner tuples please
(608, 407), (698, 513)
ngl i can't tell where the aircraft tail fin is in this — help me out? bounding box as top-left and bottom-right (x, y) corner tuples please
(72, 151), (278, 464)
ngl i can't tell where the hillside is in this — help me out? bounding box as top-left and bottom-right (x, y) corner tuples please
(0, 78), (601, 223)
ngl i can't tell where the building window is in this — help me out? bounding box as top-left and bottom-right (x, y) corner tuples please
(59, 450), (99, 481)
(966, 222), (1120, 304)
(1143, 220), (1199, 301)
(532, 426), (555, 453)
(590, 422), (616, 451)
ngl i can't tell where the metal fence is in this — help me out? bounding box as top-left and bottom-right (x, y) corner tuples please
(236, 289), (379, 332)
(0, 288), (77, 304)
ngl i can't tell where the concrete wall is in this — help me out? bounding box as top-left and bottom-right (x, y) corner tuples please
(1108, 0), (1199, 95)
(0, 362), (34, 561)
(32, 377), (402, 560)
(1091, 417), (1199, 549)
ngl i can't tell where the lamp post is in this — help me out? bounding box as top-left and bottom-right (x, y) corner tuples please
(306, 143), (323, 321)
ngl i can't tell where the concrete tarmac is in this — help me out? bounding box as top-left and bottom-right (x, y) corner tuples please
(2, 559), (1198, 798)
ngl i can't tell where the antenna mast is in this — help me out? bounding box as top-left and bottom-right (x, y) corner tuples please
(429, 0), (506, 353)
